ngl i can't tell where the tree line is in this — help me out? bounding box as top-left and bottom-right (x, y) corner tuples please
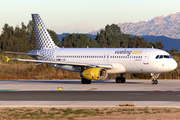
(0, 21), (59, 53)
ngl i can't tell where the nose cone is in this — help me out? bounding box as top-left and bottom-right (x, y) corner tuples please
(170, 59), (177, 70)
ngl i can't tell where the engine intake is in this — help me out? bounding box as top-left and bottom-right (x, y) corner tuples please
(80, 68), (107, 80)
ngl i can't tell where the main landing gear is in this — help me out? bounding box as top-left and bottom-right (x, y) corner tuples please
(115, 77), (126, 83)
(81, 78), (91, 84)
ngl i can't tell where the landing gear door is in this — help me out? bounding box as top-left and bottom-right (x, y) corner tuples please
(143, 51), (151, 65)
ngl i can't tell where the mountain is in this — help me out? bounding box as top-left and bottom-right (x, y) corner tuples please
(140, 35), (180, 51)
(89, 12), (180, 39)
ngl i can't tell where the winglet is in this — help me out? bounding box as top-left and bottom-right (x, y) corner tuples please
(5, 56), (10, 62)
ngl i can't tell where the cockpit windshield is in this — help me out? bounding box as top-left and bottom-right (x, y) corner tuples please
(155, 55), (172, 59)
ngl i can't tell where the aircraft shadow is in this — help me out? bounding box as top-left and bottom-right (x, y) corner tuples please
(2, 80), (143, 84)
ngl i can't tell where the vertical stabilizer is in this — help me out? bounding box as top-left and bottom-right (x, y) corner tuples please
(32, 14), (58, 50)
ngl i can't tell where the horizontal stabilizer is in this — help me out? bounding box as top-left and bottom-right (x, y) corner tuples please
(5, 56), (10, 62)
(4, 51), (43, 57)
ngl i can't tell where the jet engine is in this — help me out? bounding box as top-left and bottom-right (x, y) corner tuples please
(80, 68), (107, 80)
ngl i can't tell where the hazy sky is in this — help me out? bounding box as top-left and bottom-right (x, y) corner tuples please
(1, 0), (180, 34)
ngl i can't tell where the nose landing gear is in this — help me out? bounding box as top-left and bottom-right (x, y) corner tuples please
(151, 79), (158, 84)
(151, 73), (159, 85)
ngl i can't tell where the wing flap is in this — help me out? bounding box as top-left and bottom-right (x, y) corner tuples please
(10, 58), (89, 66)
(8, 57), (113, 69)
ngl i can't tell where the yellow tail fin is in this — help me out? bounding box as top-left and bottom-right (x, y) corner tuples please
(5, 56), (10, 62)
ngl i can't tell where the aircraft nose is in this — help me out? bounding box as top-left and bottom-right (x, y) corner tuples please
(170, 59), (177, 70)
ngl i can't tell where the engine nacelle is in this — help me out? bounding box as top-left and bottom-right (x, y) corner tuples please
(80, 68), (107, 80)
(133, 73), (152, 79)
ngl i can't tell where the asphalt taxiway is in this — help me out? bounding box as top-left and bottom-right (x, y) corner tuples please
(1, 79), (180, 91)
(0, 79), (180, 106)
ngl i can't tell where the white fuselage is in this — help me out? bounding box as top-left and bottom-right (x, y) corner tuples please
(30, 48), (177, 74)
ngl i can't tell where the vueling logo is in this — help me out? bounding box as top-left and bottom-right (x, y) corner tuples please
(132, 50), (142, 54)
(115, 49), (132, 56)
(115, 49), (142, 56)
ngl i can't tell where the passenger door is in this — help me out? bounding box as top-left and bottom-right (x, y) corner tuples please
(143, 51), (151, 65)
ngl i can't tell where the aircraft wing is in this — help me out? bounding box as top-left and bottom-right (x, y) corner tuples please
(6, 57), (113, 69)
(4, 51), (43, 57)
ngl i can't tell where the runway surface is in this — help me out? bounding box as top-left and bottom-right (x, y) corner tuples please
(0, 79), (180, 106)
(0, 91), (180, 101)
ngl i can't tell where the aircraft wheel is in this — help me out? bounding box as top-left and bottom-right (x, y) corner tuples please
(122, 77), (126, 83)
(81, 78), (85, 84)
(116, 79), (122, 83)
(116, 77), (126, 83)
(81, 78), (91, 84)
(87, 80), (91, 84)
(151, 80), (155, 84)
(116, 77), (121, 83)
(154, 80), (158, 84)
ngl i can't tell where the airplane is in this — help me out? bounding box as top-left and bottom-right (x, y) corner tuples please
(5, 14), (177, 84)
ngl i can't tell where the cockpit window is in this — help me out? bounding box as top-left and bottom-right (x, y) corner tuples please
(155, 55), (159, 59)
(155, 55), (173, 59)
(159, 55), (163, 59)
(163, 55), (169, 58)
